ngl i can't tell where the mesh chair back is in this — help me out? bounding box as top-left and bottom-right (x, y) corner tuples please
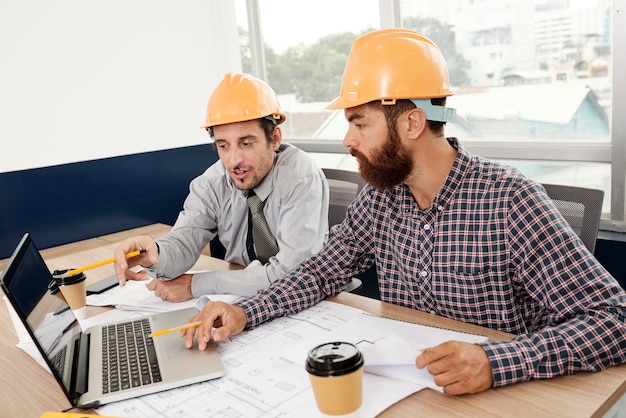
(322, 168), (367, 227)
(321, 168), (367, 293)
(541, 183), (604, 253)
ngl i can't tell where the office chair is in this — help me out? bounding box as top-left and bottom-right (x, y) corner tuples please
(541, 183), (604, 254)
(322, 168), (367, 293)
(323, 168), (367, 227)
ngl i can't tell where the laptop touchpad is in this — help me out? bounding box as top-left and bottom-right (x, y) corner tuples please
(164, 338), (192, 359)
(163, 335), (207, 359)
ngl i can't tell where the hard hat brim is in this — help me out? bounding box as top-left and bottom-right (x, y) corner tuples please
(326, 96), (362, 110)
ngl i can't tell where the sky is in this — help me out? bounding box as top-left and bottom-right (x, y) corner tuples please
(235, 0), (379, 53)
(236, 0), (601, 53)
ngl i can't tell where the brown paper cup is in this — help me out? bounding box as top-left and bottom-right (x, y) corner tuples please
(58, 279), (87, 320)
(306, 342), (364, 416)
(50, 269), (87, 320)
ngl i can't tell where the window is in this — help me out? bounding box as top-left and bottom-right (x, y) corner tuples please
(235, 0), (379, 141)
(237, 0), (625, 225)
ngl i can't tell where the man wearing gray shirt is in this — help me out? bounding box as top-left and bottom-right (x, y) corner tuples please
(113, 72), (329, 301)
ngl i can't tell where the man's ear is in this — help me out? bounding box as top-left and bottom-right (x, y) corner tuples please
(407, 108), (427, 139)
(272, 126), (283, 151)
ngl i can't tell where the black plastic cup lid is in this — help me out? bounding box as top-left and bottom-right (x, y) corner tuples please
(51, 269), (87, 286)
(48, 279), (61, 295)
(305, 341), (363, 377)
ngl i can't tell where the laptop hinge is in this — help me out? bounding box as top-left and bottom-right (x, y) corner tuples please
(70, 332), (90, 401)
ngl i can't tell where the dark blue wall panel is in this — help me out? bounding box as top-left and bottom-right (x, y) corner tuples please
(595, 238), (626, 292)
(2, 144), (625, 295)
(0, 144), (218, 258)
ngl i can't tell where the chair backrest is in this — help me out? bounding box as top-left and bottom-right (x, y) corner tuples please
(322, 168), (367, 227)
(541, 183), (604, 253)
(321, 168), (367, 294)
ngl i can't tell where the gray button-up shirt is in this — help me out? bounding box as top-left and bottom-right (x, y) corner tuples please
(151, 143), (329, 296)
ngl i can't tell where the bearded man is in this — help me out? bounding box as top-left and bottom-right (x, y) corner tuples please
(181, 29), (626, 396)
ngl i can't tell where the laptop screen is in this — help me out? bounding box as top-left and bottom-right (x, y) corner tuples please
(0, 234), (78, 397)
(4, 235), (49, 316)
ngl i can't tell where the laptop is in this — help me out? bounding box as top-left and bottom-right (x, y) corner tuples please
(0, 233), (224, 409)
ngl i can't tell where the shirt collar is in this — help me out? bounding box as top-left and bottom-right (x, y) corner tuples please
(435, 138), (473, 211)
(397, 137), (472, 214)
(245, 143), (289, 201)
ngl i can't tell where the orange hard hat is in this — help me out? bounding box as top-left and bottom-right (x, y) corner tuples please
(203, 72), (286, 129)
(327, 29), (455, 122)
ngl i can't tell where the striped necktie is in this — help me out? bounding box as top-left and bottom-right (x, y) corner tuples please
(246, 191), (279, 264)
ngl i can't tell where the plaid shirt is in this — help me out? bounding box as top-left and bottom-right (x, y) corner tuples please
(239, 138), (626, 387)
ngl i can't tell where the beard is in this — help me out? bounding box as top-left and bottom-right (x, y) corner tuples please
(351, 128), (413, 190)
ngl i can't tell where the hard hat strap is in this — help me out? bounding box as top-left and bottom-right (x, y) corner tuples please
(410, 99), (456, 123)
(264, 114), (281, 125)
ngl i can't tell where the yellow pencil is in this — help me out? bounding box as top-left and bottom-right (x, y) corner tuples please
(150, 321), (203, 337)
(64, 249), (146, 276)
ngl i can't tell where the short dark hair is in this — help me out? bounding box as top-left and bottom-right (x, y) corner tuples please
(367, 98), (447, 136)
(207, 117), (277, 147)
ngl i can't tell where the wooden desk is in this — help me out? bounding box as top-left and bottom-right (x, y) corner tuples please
(0, 224), (230, 417)
(1, 225), (626, 417)
(333, 292), (626, 417)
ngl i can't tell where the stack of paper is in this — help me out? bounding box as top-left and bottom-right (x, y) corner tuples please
(86, 280), (198, 312)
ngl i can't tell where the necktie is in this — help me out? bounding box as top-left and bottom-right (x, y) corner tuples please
(246, 191), (279, 264)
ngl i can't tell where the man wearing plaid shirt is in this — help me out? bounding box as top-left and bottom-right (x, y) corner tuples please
(183, 29), (626, 395)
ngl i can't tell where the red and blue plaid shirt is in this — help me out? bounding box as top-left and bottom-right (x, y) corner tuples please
(239, 138), (626, 387)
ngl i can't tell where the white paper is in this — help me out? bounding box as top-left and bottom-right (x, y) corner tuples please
(359, 333), (443, 390)
(96, 301), (431, 418)
(360, 333), (422, 365)
(86, 279), (198, 312)
(278, 314), (488, 393)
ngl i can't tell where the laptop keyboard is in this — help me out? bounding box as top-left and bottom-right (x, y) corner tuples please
(102, 318), (162, 393)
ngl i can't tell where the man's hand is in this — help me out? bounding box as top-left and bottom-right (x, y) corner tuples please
(182, 301), (247, 350)
(113, 235), (159, 286)
(146, 275), (193, 302)
(416, 341), (493, 395)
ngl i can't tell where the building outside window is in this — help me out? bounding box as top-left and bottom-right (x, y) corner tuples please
(236, 0), (624, 226)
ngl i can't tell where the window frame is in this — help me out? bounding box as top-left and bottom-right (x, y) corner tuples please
(243, 0), (626, 231)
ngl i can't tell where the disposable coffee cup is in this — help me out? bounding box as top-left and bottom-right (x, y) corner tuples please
(306, 341), (364, 416)
(50, 269), (87, 320)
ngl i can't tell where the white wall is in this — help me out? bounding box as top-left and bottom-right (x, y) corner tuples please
(0, 1), (240, 172)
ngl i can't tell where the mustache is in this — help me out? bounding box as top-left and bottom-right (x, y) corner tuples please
(231, 164), (252, 171)
(350, 148), (363, 159)
(351, 146), (408, 166)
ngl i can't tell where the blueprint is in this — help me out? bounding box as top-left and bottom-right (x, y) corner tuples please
(94, 301), (487, 417)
